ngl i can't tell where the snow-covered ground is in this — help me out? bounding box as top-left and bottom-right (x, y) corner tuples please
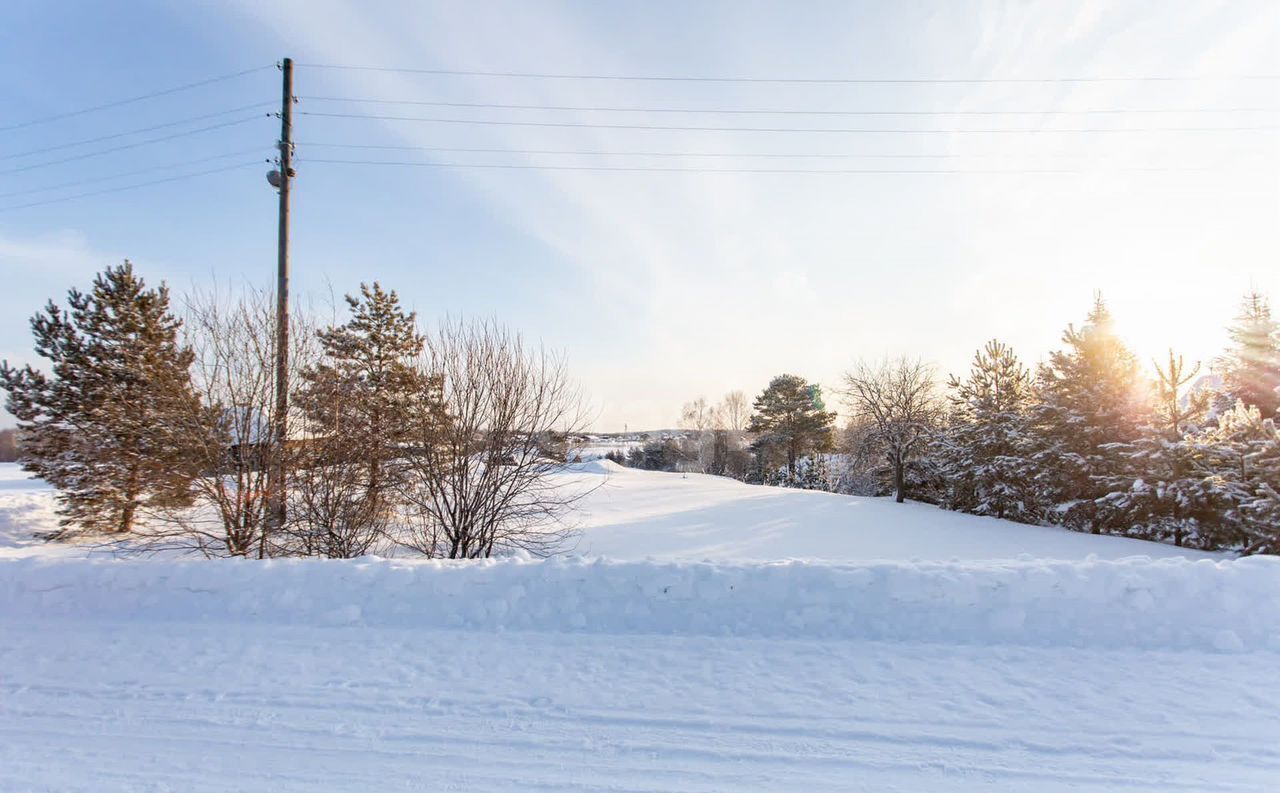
(568, 460), (1211, 561)
(0, 461), (1214, 562)
(4, 622), (1277, 792)
(2, 461), (1277, 791)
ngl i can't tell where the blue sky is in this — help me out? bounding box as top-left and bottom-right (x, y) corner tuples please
(1, 1), (1277, 430)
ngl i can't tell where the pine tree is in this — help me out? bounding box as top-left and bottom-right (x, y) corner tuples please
(300, 283), (425, 454)
(294, 283), (426, 556)
(747, 374), (836, 475)
(1198, 401), (1279, 554)
(798, 455), (833, 491)
(1241, 424), (1280, 553)
(1098, 352), (1224, 548)
(1214, 291), (1280, 419)
(1031, 295), (1145, 532)
(936, 340), (1038, 521)
(0, 261), (200, 536)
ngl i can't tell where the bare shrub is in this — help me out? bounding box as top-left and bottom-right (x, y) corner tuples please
(143, 286), (316, 557)
(398, 319), (594, 558)
(842, 358), (941, 503)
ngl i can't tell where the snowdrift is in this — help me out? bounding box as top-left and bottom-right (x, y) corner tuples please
(3, 554), (1276, 651)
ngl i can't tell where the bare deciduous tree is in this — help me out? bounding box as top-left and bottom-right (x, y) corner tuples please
(398, 319), (594, 558)
(842, 358), (941, 503)
(716, 390), (750, 435)
(289, 434), (389, 558)
(681, 397), (714, 433)
(147, 286), (316, 557)
(680, 396), (716, 473)
(706, 390), (752, 478)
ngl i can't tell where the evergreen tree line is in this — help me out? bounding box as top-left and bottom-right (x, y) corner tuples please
(637, 293), (1279, 555)
(1, 262), (590, 558)
(929, 294), (1278, 554)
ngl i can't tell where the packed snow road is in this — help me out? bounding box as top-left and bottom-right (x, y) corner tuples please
(2, 621), (1278, 793)
(2, 555), (1278, 792)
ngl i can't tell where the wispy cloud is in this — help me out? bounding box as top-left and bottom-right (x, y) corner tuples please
(228, 1), (1278, 428)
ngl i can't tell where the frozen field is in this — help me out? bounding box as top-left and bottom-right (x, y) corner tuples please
(567, 460), (1211, 562)
(1, 462), (1277, 791)
(0, 461), (1214, 562)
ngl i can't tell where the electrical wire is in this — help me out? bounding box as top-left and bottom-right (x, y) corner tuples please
(294, 141), (1275, 160)
(1, 103), (275, 161)
(0, 149), (268, 199)
(296, 63), (1280, 84)
(298, 142), (962, 159)
(0, 160), (264, 212)
(1, 115), (270, 175)
(298, 96), (1280, 117)
(300, 157), (1225, 175)
(1, 65), (276, 133)
(298, 110), (1280, 134)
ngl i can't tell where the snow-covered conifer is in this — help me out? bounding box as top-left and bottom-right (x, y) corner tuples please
(0, 261), (200, 535)
(294, 282), (427, 557)
(1031, 295), (1144, 532)
(747, 375), (836, 476)
(936, 340), (1038, 521)
(1198, 401), (1279, 553)
(1213, 291), (1280, 419)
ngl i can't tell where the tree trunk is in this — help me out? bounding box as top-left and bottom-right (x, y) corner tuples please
(118, 467), (141, 532)
(894, 459), (905, 504)
(118, 500), (138, 533)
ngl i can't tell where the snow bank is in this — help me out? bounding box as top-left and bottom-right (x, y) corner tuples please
(2, 555), (1277, 651)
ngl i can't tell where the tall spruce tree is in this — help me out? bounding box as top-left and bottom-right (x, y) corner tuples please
(0, 261), (199, 535)
(300, 283), (425, 457)
(937, 340), (1038, 521)
(1099, 352), (1222, 548)
(1199, 401), (1279, 554)
(1214, 291), (1280, 419)
(1239, 419), (1280, 554)
(747, 374), (835, 475)
(1031, 295), (1145, 532)
(295, 283), (427, 556)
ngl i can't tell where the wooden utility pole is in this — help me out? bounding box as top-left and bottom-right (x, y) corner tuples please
(267, 57), (294, 545)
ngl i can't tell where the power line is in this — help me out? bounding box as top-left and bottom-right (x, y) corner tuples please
(298, 141), (963, 159)
(1, 65), (276, 133)
(0, 160), (263, 212)
(1, 114), (270, 175)
(301, 157), (1223, 175)
(299, 95), (1280, 117)
(0, 103), (275, 161)
(297, 63), (1280, 84)
(0, 149), (268, 199)
(297, 141), (1268, 161)
(299, 110), (1280, 134)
